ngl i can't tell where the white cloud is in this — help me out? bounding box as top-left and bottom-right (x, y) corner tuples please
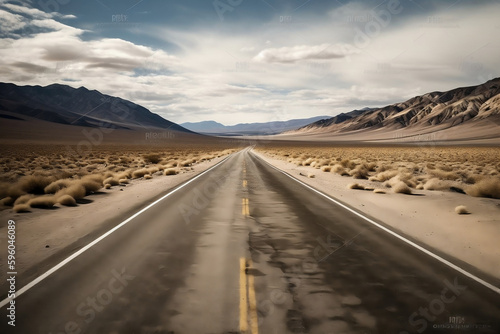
(2, 3), (53, 19)
(0, 9), (26, 34)
(253, 43), (359, 64)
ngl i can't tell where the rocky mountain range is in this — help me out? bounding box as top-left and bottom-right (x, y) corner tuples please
(294, 78), (500, 135)
(181, 116), (330, 135)
(0, 83), (190, 132)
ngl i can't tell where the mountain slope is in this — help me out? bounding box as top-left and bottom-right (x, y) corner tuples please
(294, 78), (500, 136)
(181, 121), (226, 133)
(0, 82), (190, 132)
(182, 116), (330, 135)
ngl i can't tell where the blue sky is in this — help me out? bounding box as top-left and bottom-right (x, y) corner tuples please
(0, 0), (499, 124)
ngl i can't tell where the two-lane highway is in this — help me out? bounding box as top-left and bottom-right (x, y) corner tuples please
(1, 148), (500, 333)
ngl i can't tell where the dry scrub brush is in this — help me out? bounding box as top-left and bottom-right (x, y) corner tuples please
(466, 177), (500, 199)
(392, 181), (412, 194)
(256, 145), (500, 198)
(0, 144), (238, 212)
(348, 183), (365, 190)
(455, 205), (469, 214)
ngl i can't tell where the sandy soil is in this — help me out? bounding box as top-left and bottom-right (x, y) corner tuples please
(0, 156), (227, 283)
(253, 150), (500, 280)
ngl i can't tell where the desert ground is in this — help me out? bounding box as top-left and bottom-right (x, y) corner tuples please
(0, 142), (238, 213)
(254, 142), (500, 199)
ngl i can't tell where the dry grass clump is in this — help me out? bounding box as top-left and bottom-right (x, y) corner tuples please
(45, 179), (72, 194)
(307, 173), (315, 178)
(369, 170), (398, 182)
(364, 162), (377, 172)
(349, 165), (369, 179)
(321, 166), (332, 172)
(317, 159), (330, 167)
(395, 172), (417, 188)
(454, 205), (469, 214)
(164, 160), (179, 168)
(14, 194), (35, 205)
(79, 175), (104, 193)
(103, 177), (120, 187)
(310, 159), (330, 168)
(28, 195), (57, 208)
(466, 178), (500, 199)
(132, 166), (160, 179)
(424, 178), (450, 191)
(132, 168), (149, 179)
(180, 159), (196, 167)
(116, 171), (132, 180)
(56, 184), (86, 200)
(348, 183), (365, 190)
(0, 196), (14, 206)
(143, 154), (162, 164)
(428, 168), (460, 181)
(302, 158), (314, 166)
(373, 188), (386, 194)
(340, 159), (356, 169)
(331, 164), (349, 176)
(164, 168), (179, 176)
(392, 181), (412, 194)
(375, 174), (414, 195)
(199, 154), (215, 161)
(13, 204), (31, 213)
(384, 174), (415, 189)
(18, 175), (56, 194)
(58, 194), (77, 206)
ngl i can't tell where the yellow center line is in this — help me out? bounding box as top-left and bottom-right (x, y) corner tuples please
(243, 180), (248, 188)
(239, 258), (248, 332)
(247, 259), (259, 334)
(242, 198), (249, 216)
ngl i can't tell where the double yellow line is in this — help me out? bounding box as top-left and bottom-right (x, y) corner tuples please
(240, 161), (257, 333)
(240, 258), (259, 333)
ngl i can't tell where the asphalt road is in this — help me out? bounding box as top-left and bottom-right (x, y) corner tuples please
(1, 148), (500, 334)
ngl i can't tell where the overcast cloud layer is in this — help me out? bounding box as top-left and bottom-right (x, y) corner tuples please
(0, 0), (499, 124)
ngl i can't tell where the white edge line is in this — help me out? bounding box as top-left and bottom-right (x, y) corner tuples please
(251, 150), (500, 295)
(0, 152), (236, 308)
